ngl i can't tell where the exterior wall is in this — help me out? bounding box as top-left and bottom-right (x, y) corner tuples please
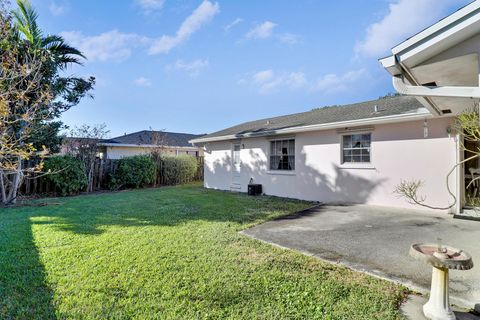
(204, 117), (458, 212)
(105, 146), (202, 159)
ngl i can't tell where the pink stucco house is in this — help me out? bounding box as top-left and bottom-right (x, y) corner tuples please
(191, 1), (480, 215)
(191, 96), (458, 212)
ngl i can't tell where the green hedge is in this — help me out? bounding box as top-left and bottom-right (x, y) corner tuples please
(44, 155), (88, 196)
(161, 155), (197, 185)
(110, 155), (156, 189)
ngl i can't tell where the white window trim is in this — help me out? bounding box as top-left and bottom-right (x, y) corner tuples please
(266, 170), (296, 176)
(339, 131), (375, 169)
(267, 138), (296, 173)
(231, 142), (241, 166)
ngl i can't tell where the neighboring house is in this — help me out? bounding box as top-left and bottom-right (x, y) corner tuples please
(191, 1), (480, 214)
(63, 131), (205, 159)
(100, 131), (205, 159)
(191, 96), (456, 212)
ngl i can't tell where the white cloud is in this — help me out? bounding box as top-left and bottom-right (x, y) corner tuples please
(224, 18), (243, 32)
(253, 69), (274, 84)
(136, 0), (165, 11)
(243, 69), (307, 94)
(245, 21), (277, 40)
(242, 68), (366, 94)
(279, 33), (300, 45)
(61, 30), (149, 62)
(149, 1), (220, 54)
(315, 69), (367, 93)
(355, 0), (462, 57)
(134, 77), (153, 87)
(166, 59), (209, 77)
(49, 0), (68, 16)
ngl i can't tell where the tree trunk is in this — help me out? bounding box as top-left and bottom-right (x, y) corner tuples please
(8, 157), (23, 205)
(0, 170), (6, 204)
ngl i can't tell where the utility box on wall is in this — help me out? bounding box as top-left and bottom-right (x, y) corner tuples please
(248, 184), (262, 196)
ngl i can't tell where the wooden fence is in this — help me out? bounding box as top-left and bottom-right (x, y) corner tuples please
(19, 156), (204, 196)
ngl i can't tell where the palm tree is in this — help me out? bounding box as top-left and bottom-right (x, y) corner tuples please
(0, 0), (95, 205)
(12, 0), (85, 68)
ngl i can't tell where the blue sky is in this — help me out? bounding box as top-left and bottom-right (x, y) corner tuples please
(30, 0), (470, 137)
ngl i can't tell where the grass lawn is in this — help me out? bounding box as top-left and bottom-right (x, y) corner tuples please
(0, 184), (406, 319)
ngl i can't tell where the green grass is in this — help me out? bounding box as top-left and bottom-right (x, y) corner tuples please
(0, 184), (406, 319)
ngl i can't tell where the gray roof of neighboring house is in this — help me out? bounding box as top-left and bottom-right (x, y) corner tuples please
(103, 131), (205, 147)
(194, 96), (426, 141)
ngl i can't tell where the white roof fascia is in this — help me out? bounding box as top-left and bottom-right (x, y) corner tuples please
(99, 143), (198, 150)
(393, 1), (480, 54)
(189, 110), (436, 144)
(381, 1), (480, 71)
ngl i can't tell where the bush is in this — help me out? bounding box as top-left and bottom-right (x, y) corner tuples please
(161, 155), (197, 185)
(110, 155), (156, 189)
(44, 155), (88, 196)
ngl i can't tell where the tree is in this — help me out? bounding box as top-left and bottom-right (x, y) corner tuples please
(0, 0), (94, 205)
(12, 0), (94, 152)
(0, 11), (51, 204)
(65, 124), (109, 192)
(148, 128), (167, 186)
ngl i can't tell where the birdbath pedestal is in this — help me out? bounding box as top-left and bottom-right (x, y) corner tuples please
(409, 243), (473, 320)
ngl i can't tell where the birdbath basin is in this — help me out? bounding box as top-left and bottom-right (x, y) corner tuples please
(410, 243), (473, 320)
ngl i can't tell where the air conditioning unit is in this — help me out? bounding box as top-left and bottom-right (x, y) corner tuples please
(248, 184), (262, 196)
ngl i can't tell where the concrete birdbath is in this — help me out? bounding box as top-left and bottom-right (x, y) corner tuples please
(409, 241), (474, 320)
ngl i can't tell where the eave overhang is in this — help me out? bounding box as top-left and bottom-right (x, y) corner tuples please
(99, 143), (198, 150)
(189, 110), (435, 144)
(380, 1), (480, 116)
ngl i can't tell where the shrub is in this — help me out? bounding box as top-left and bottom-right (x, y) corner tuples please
(44, 155), (88, 196)
(161, 155), (197, 185)
(110, 155), (156, 189)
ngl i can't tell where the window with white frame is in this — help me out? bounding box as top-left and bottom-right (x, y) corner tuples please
(232, 144), (241, 165)
(270, 139), (295, 170)
(342, 133), (371, 163)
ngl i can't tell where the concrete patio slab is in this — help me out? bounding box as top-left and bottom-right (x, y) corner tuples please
(401, 295), (479, 320)
(241, 204), (480, 309)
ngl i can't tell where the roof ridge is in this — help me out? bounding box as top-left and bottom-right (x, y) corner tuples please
(234, 95), (411, 127)
(111, 130), (204, 140)
(195, 95), (425, 142)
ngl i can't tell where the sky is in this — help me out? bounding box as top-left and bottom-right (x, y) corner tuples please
(28, 0), (471, 137)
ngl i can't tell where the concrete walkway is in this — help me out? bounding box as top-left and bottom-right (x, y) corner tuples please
(241, 204), (480, 309)
(401, 295), (479, 319)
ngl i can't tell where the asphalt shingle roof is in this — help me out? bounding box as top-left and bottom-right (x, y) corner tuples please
(197, 96), (426, 140)
(104, 131), (205, 147)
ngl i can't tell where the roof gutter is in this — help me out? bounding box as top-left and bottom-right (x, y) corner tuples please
(99, 143), (198, 150)
(189, 110), (434, 144)
(393, 75), (480, 99)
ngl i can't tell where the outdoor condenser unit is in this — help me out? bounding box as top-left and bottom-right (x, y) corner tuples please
(248, 184), (262, 196)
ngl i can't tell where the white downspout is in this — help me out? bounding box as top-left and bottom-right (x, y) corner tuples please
(455, 133), (463, 215)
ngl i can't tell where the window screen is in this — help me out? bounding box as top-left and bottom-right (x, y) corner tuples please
(342, 133), (371, 163)
(269, 139), (295, 170)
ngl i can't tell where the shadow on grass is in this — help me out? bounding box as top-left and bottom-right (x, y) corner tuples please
(0, 185), (310, 318)
(26, 186), (311, 236)
(0, 211), (56, 319)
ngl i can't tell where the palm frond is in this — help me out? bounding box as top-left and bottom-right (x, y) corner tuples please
(43, 34), (86, 68)
(12, 0), (42, 46)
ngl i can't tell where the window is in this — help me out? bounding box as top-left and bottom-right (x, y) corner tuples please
(233, 144), (240, 165)
(342, 133), (371, 163)
(270, 139), (295, 170)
